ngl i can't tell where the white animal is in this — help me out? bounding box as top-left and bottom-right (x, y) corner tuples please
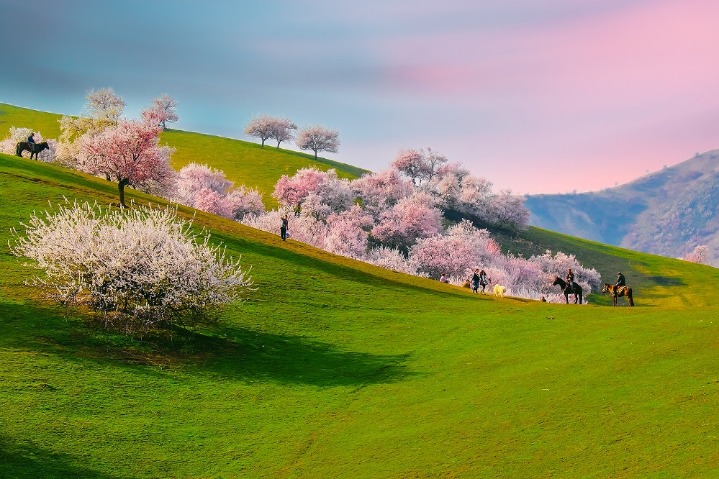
(493, 284), (506, 297)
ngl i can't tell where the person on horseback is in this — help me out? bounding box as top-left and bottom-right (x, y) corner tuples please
(565, 268), (575, 294)
(27, 132), (36, 147)
(615, 272), (626, 296)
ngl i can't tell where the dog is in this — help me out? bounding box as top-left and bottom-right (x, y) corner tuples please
(493, 284), (506, 297)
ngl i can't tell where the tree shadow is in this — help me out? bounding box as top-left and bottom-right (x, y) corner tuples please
(643, 275), (685, 287)
(0, 435), (129, 479)
(192, 325), (417, 387)
(0, 301), (418, 388)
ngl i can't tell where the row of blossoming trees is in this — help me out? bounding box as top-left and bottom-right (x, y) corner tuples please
(3, 88), (601, 303)
(240, 150), (601, 301)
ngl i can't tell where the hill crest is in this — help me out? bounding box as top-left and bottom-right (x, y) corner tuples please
(526, 149), (719, 265)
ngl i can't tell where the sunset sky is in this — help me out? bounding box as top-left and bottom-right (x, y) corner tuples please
(2, 0), (718, 194)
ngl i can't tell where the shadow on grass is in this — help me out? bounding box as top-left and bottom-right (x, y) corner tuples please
(0, 435), (128, 479)
(0, 301), (417, 388)
(643, 275), (685, 287)
(196, 325), (417, 387)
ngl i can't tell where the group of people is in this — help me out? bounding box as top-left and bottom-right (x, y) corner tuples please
(471, 269), (489, 293)
(564, 268), (625, 294)
(439, 267), (628, 300)
(442, 270), (489, 293)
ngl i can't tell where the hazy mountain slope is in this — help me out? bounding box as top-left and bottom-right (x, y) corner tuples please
(526, 149), (719, 265)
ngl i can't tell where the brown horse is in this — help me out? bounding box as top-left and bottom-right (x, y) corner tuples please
(552, 277), (583, 304)
(602, 283), (634, 306)
(16, 141), (50, 160)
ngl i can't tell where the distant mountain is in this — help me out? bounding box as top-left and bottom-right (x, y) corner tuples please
(525, 149), (719, 266)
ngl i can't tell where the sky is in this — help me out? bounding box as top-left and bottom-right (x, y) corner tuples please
(2, 0), (718, 194)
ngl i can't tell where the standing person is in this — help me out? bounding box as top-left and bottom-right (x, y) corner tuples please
(479, 269), (489, 293)
(294, 202), (302, 217)
(471, 269), (480, 294)
(280, 214), (289, 241)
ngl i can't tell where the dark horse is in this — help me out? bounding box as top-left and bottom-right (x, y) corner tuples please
(552, 277), (583, 304)
(16, 141), (49, 160)
(602, 283), (634, 306)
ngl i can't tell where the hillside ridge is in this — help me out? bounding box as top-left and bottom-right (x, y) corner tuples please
(526, 149), (719, 265)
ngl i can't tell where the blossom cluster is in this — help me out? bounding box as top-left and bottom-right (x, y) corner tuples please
(174, 163), (264, 220)
(244, 162), (598, 301)
(11, 201), (252, 333)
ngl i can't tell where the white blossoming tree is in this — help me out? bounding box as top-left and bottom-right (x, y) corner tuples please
(11, 201), (253, 334)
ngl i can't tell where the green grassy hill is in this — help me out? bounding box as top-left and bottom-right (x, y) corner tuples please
(2, 151), (719, 478)
(0, 103), (367, 207)
(3, 104), (719, 477)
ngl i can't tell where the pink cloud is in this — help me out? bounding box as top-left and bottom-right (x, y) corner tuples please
(364, 0), (719, 193)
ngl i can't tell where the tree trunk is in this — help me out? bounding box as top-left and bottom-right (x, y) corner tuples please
(314, 149), (318, 160)
(118, 178), (130, 207)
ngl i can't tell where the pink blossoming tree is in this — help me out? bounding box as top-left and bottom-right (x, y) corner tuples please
(371, 192), (442, 251)
(351, 168), (414, 218)
(78, 119), (174, 207)
(143, 94), (179, 130)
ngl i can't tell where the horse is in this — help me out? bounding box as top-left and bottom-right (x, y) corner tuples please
(552, 277), (583, 304)
(602, 283), (634, 306)
(16, 141), (49, 160)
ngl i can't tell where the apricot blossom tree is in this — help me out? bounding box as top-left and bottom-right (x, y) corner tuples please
(371, 192), (442, 251)
(144, 94), (179, 130)
(78, 119), (174, 207)
(295, 125), (339, 160)
(11, 201), (252, 333)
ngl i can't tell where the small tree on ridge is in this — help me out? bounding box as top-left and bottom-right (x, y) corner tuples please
(296, 125), (339, 160)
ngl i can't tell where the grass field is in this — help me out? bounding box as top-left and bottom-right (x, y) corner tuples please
(2, 151), (719, 478)
(2, 102), (719, 477)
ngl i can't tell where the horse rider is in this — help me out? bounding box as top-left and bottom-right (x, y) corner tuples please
(27, 132), (36, 147)
(615, 272), (626, 296)
(565, 268), (575, 294)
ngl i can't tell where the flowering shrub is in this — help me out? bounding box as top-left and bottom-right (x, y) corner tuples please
(273, 167), (352, 217)
(243, 210), (328, 248)
(365, 246), (419, 275)
(351, 169), (414, 217)
(11, 201), (253, 334)
(371, 192), (443, 251)
(224, 186), (265, 220)
(528, 250), (602, 301)
(174, 163), (264, 220)
(324, 205), (374, 258)
(410, 220), (499, 278)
